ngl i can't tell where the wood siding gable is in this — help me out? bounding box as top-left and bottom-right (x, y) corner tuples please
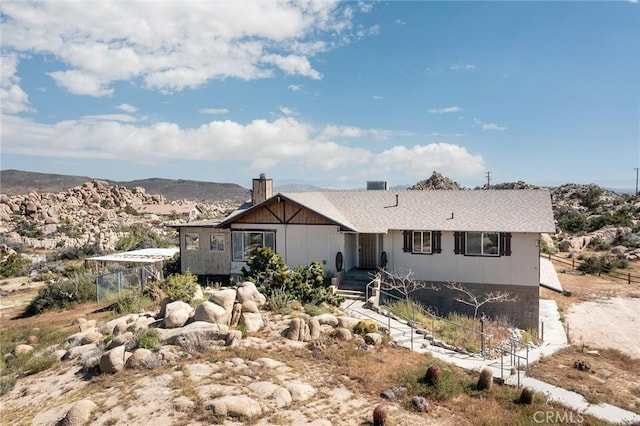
(231, 198), (335, 226)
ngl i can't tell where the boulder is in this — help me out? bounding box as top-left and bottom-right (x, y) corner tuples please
(80, 331), (104, 345)
(285, 318), (309, 341)
(26, 335), (39, 345)
(314, 313), (339, 326)
(209, 288), (237, 312)
(165, 309), (191, 329)
(125, 348), (159, 369)
(285, 382), (317, 402)
(14, 344), (34, 356)
(364, 333), (383, 346)
(64, 343), (101, 361)
(248, 381), (292, 408)
(78, 319), (97, 332)
(194, 301), (227, 325)
(241, 300), (259, 313)
(106, 332), (134, 350)
(236, 281), (266, 306)
(164, 301), (193, 324)
(337, 316), (359, 329)
(59, 399), (97, 426)
(229, 303), (242, 327)
(334, 328), (353, 341)
(208, 395), (262, 418)
(308, 318), (321, 341)
(240, 312), (264, 333)
(225, 330), (243, 347)
(99, 346), (127, 374)
(158, 321), (229, 349)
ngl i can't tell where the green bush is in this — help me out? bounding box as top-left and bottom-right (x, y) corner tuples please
(162, 271), (197, 303)
(115, 223), (171, 251)
(577, 254), (625, 274)
(22, 271), (97, 316)
(402, 362), (469, 402)
(113, 292), (153, 314)
(557, 214), (588, 233)
(135, 329), (160, 350)
(22, 355), (58, 375)
(243, 247), (343, 307)
(0, 375), (16, 396)
(580, 185), (604, 209)
(0, 253), (31, 278)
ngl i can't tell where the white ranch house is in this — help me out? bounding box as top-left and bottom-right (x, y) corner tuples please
(175, 176), (555, 329)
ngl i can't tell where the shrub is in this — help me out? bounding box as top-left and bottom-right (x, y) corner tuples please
(243, 247), (343, 307)
(113, 292), (153, 314)
(402, 362), (467, 402)
(135, 329), (160, 350)
(0, 375), (16, 396)
(266, 288), (293, 314)
(0, 253), (31, 278)
(115, 223), (171, 251)
(22, 271), (97, 316)
(162, 272), (197, 303)
(22, 355), (58, 375)
(577, 254), (624, 274)
(557, 214), (588, 233)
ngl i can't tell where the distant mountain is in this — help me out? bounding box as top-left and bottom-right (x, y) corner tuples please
(0, 170), (249, 203)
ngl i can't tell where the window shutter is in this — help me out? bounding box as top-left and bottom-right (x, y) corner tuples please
(403, 230), (412, 252)
(454, 231), (465, 254)
(499, 232), (512, 256)
(432, 231), (442, 254)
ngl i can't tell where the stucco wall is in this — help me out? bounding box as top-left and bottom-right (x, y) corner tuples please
(383, 231), (541, 286)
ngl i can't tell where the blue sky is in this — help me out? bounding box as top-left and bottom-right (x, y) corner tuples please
(1, 1), (638, 190)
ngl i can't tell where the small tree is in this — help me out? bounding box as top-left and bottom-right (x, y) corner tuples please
(445, 282), (517, 319)
(377, 268), (436, 301)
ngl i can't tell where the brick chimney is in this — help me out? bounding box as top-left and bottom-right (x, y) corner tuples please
(251, 173), (273, 205)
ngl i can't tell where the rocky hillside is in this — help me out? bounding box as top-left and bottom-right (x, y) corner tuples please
(407, 171), (463, 190)
(0, 180), (239, 253)
(0, 170), (249, 203)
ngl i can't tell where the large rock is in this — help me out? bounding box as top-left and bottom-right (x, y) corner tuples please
(99, 346), (127, 374)
(285, 382), (317, 402)
(194, 301), (228, 325)
(158, 321), (229, 350)
(59, 399), (97, 426)
(209, 288), (237, 312)
(314, 313), (339, 326)
(105, 332), (133, 350)
(248, 381), (292, 408)
(165, 309), (191, 329)
(80, 331), (104, 345)
(164, 301), (193, 319)
(14, 344), (34, 355)
(240, 312), (264, 333)
(285, 318), (309, 341)
(208, 395), (262, 418)
(308, 318), (321, 341)
(125, 348), (159, 369)
(236, 282), (266, 307)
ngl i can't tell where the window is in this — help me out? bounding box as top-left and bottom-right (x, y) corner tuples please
(403, 230), (441, 254)
(210, 234), (225, 251)
(232, 230), (275, 261)
(412, 231), (431, 254)
(455, 232), (511, 256)
(185, 233), (199, 250)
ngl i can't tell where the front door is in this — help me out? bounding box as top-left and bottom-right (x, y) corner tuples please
(358, 234), (377, 269)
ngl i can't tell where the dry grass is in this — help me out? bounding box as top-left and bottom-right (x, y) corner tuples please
(529, 345), (640, 414)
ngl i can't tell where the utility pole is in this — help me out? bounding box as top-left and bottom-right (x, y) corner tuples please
(485, 171), (491, 189)
(635, 167), (639, 197)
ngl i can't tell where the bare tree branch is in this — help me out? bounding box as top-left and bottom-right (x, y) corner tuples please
(445, 282), (517, 319)
(377, 268), (438, 301)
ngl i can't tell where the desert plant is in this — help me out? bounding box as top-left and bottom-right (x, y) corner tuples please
(372, 403), (388, 426)
(353, 319), (378, 335)
(477, 367), (493, 391)
(22, 270), (97, 316)
(115, 222), (171, 251)
(22, 355), (58, 375)
(113, 292), (153, 314)
(0, 253), (31, 278)
(519, 386), (536, 405)
(423, 365), (440, 387)
(135, 329), (160, 350)
(162, 271), (197, 303)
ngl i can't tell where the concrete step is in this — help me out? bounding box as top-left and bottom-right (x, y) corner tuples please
(335, 289), (365, 300)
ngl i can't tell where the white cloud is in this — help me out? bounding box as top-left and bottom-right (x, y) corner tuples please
(395, 19), (406, 25)
(278, 106), (298, 116)
(474, 118), (507, 131)
(372, 95), (383, 100)
(0, 53), (34, 114)
(199, 108), (230, 115)
(288, 84), (303, 91)
(82, 114), (139, 122)
(116, 103), (138, 113)
(373, 143), (485, 177)
(428, 106), (462, 114)
(262, 54), (322, 79)
(0, 1), (362, 96)
(1, 114), (479, 180)
(450, 64), (476, 71)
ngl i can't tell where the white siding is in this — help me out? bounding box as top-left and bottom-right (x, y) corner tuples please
(386, 230), (540, 287)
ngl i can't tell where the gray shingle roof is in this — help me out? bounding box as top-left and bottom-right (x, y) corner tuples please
(279, 189), (555, 233)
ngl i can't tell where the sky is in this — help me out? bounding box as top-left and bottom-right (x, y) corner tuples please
(1, 1), (639, 191)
